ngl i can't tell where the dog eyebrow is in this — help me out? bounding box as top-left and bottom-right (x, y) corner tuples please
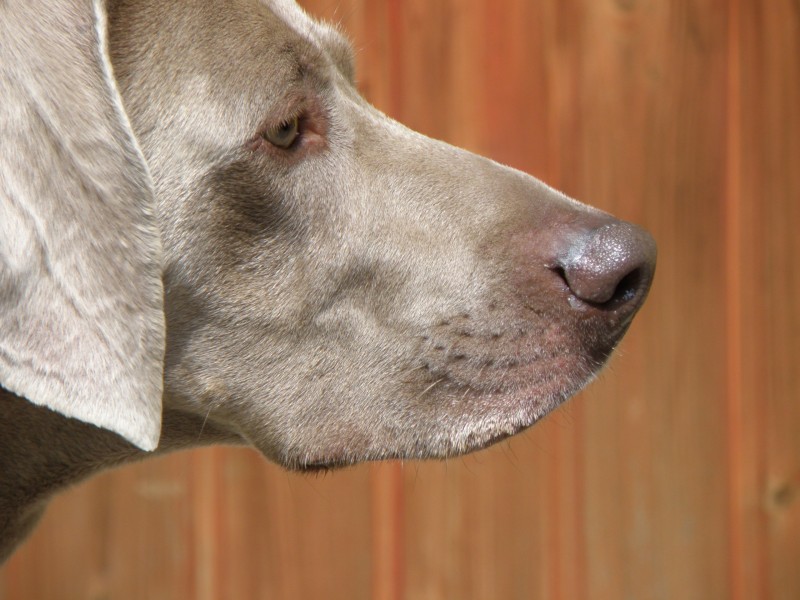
(316, 25), (356, 83)
(267, 0), (356, 83)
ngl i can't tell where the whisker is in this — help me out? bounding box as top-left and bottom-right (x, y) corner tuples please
(197, 404), (214, 442)
(416, 378), (444, 401)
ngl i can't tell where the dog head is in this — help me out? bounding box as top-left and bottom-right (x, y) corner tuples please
(0, 0), (655, 470)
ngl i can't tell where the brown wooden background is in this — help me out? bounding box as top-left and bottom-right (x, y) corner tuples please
(2, 0), (798, 598)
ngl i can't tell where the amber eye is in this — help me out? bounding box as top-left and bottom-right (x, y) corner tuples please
(263, 116), (300, 149)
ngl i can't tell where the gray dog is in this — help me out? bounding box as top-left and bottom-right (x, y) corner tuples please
(0, 0), (656, 561)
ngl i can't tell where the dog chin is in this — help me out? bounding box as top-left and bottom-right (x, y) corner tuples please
(277, 365), (596, 473)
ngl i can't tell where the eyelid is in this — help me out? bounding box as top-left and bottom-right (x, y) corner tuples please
(249, 104), (304, 153)
(248, 95), (328, 158)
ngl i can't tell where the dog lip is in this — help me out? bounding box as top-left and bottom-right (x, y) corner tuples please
(294, 461), (341, 473)
(289, 454), (355, 473)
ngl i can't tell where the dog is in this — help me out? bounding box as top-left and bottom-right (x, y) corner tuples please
(0, 0), (656, 561)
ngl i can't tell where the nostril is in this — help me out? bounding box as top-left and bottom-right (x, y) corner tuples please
(557, 222), (656, 308)
(611, 267), (644, 304)
(551, 265), (568, 286)
(551, 263), (642, 307)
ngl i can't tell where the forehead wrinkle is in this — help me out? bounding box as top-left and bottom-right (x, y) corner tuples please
(275, 37), (326, 80)
(261, 0), (325, 43)
(262, 0), (355, 80)
(245, 28), (331, 125)
(318, 25), (357, 81)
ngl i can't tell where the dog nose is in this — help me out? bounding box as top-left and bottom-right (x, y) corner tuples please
(556, 222), (656, 307)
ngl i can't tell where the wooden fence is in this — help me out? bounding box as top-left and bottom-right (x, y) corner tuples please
(1, 0), (798, 598)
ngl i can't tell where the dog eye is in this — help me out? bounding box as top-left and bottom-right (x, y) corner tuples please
(263, 116), (300, 149)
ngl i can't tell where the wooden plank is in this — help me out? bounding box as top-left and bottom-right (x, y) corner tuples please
(0, 450), (373, 600)
(5, 1), (796, 599)
(390, 2), (581, 599)
(210, 452), (372, 600)
(371, 462), (405, 600)
(1, 453), (199, 599)
(365, 2), (551, 599)
(576, 1), (732, 598)
(538, 2), (589, 598)
(737, 1), (800, 599)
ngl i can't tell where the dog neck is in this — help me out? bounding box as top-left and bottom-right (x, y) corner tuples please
(0, 388), (243, 562)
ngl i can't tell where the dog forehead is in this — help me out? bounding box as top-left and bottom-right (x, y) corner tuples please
(261, 0), (338, 51)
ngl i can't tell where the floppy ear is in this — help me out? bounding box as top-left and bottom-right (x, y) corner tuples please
(0, 0), (165, 450)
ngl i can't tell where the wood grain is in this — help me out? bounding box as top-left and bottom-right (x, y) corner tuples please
(1, 1), (797, 598)
(735, 1), (800, 599)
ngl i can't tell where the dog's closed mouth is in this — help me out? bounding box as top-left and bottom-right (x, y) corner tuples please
(295, 461), (340, 474)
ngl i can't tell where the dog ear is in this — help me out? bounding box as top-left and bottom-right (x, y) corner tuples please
(0, 0), (165, 451)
